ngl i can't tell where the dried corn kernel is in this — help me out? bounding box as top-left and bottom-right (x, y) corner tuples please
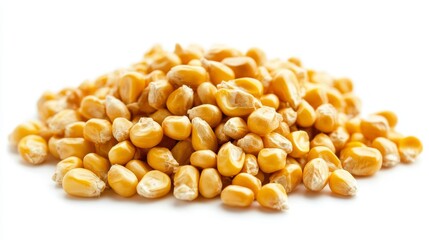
(223, 117), (249, 139)
(108, 140), (136, 165)
(269, 163), (302, 193)
(52, 156), (83, 184)
(217, 142), (245, 177)
(108, 165), (138, 197)
(83, 153), (110, 182)
(398, 136), (423, 163)
(257, 148), (287, 173)
(187, 104), (222, 128)
(221, 185), (254, 208)
(147, 147), (179, 174)
(272, 69), (301, 109)
(263, 132), (293, 154)
(190, 150), (217, 169)
(18, 135), (48, 165)
(236, 133), (264, 155)
(329, 169), (357, 196)
(256, 183), (288, 211)
(247, 106), (282, 136)
(137, 170), (171, 199)
(307, 146), (342, 171)
(167, 65), (207, 89)
(173, 165), (199, 201)
(130, 117), (163, 148)
(342, 147), (382, 176)
(62, 168), (105, 197)
(112, 117), (133, 142)
(162, 116), (192, 140)
(372, 137), (400, 168)
(310, 133), (336, 153)
(9, 120), (42, 146)
(166, 85), (194, 115)
(199, 168), (222, 198)
(83, 119), (112, 144)
(303, 158), (329, 192)
(191, 117), (218, 152)
(360, 115), (389, 140)
(287, 130), (310, 158)
(241, 154), (259, 175)
(232, 173), (261, 196)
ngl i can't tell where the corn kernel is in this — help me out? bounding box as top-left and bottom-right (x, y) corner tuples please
(329, 126), (350, 151)
(52, 156), (83, 184)
(79, 96), (107, 119)
(111, 117), (133, 142)
(149, 108), (172, 125)
(196, 82), (218, 105)
(47, 109), (82, 135)
(205, 45), (242, 61)
(125, 160), (152, 181)
(215, 88), (261, 117)
(148, 52), (181, 73)
(201, 58), (235, 85)
(108, 140), (136, 165)
(173, 165), (199, 201)
(217, 142), (245, 177)
(222, 56), (258, 78)
(221, 185), (254, 208)
(147, 147), (179, 174)
(223, 117), (249, 139)
(147, 80), (174, 109)
(62, 168), (105, 197)
(171, 140), (194, 165)
(342, 147), (382, 176)
(162, 116), (192, 140)
(247, 106), (282, 136)
(166, 85), (194, 115)
(167, 65), (207, 89)
(310, 133), (336, 153)
(83, 153), (110, 182)
(236, 133), (264, 155)
(256, 183), (289, 211)
(296, 100), (316, 127)
(214, 123), (231, 145)
(307, 146), (342, 171)
(372, 137), (400, 168)
(343, 93), (361, 117)
(241, 154), (259, 175)
(119, 71), (146, 104)
(232, 173), (261, 196)
(303, 158), (329, 192)
(174, 43), (203, 64)
(218, 77), (264, 98)
(18, 135), (48, 164)
(270, 163), (302, 193)
(329, 169), (358, 196)
(398, 136), (423, 163)
(108, 165), (138, 197)
(9, 120), (42, 146)
(83, 119), (112, 144)
(271, 69), (301, 109)
(260, 93), (280, 110)
(130, 117), (163, 148)
(273, 122), (291, 137)
(64, 121), (85, 138)
(246, 47), (266, 66)
(333, 77), (353, 94)
(190, 150), (217, 169)
(278, 107), (297, 126)
(360, 115), (389, 140)
(314, 103), (338, 133)
(137, 170), (171, 199)
(191, 117), (218, 152)
(105, 95), (131, 121)
(199, 168), (222, 198)
(263, 132), (293, 154)
(188, 104), (222, 128)
(257, 148), (286, 173)
(374, 111), (398, 128)
(287, 130), (310, 158)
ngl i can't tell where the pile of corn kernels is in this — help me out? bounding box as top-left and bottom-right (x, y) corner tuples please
(9, 44), (423, 211)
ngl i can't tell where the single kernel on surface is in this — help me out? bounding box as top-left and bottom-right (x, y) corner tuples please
(107, 165), (138, 198)
(173, 165), (200, 201)
(398, 136), (423, 163)
(303, 158), (329, 192)
(256, 183), (289, 211)
(342, 147), (382, 176)
(62, 168), (106, 198)
(199, 168), (222, 198)
(221, 185), (254, 208)
(329, 169), (358, 196)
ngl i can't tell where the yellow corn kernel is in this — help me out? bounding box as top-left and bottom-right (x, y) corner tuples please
(314, 103), (338, 133)
(94, 138), (117, 158)
(236, 133), (264, 155)
(118, 71), (146, 105)
(303, 86), (328, 110)
(147, 147), (179, 174)
(247, 106), (282, 136)
(333, 77), (353, 94)
(387, 130), (404, 145)
(137, 170), (171, 198)
(171, 140), (194, 165)
(288, 57), (302, 67)
(79, 96), (107, 119)
(343, 93), (361, 117)
(270, 163), (302, 193)
(307, 146), (342, 171)
(9, 120), (42, 146)
(273, 122), (291, 137)
(303, 158), (329, 192)
(48, 136), (61, 159)
(167, 65), (207, 89)
(204, 45), (242, 61)
(161, 116), (191, 141)
(166, 85), (194, 115)
(241, 154), (259, 175)
(64, 121), (85, 138)
(52, 156), (83, 184)
(191, 117), (218, 152)
(221, 185), (254, 208)
(217, 142), (245, 177)
(277, 107), (297, 126)
(256, 183), (289, 211)
(47, 109), (82, 136)
(215, 123), (231, 144)
(130, 117), (163, 148)
(83, 153), (110, 182)
(136, 87), (156, 114)
(108, 140), (136, 165)
(107, 165), (138, 197)
(201, 58), (235, 86)
(271, 69), (301, 109)
(190, 150), (217, 169)
(196, 82), (217, 105)
(329, 169), (358, 196)
(223, 117), (249, 140)
(147, 80), (174, 109)
(257, 148), (287, 174)
(105, 95), (131, 121)
(246, 47), (266, 66)
(174, 43), (203, 64)
(173, 165), (199, 201)
(125, 160), (152, 181)
(62, 168), (105, 197)
(218, 77), (264, 98)
(256, 66), (272, 93)
(232, 173), (261, 197)
(221, 56), (257, 78)
(296, 100), (316, 127)
(349, 132), (370, 145)
(372, 137), (400, 168)
(326, 88), (345, 111)
(360, 115), (389, 141)
(310, 133), (336, 153)
(187, 104), (222, 128)
(149, 109), (172, 125)
(148, 52), (181, 73)
(111, 117), (133, 142)
(345, 117), (361, 134)
(287, 130), (310, 158)
(260, 94), (280, 110)
(199, 168), (222, 198)
(18, 135), (48, 164)
(339, 142), (367, 161)
(329, 126), (350, 151)
(342, 147), (382, 176)
(374, 111), (397, 128)
(398, 136), (423, 163)
(216, 88), (262, 117)
(263, 132), (293, 154)
(83, 119), (112, 144)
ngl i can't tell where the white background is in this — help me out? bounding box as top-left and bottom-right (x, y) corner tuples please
(1, 0), (428, 239)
